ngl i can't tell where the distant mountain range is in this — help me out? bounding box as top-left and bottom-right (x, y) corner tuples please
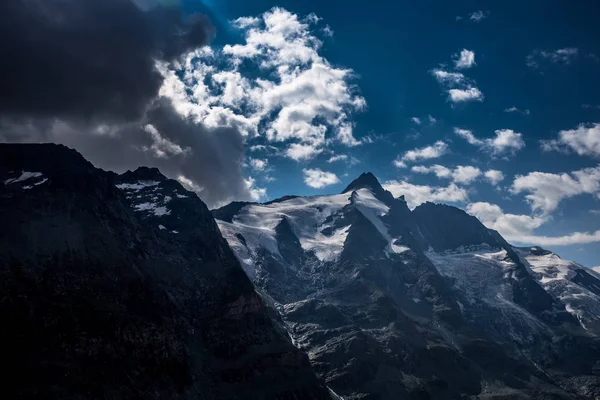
(2, 144), (600, 399)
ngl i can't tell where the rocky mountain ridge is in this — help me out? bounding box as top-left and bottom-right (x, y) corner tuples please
(0, 143), (331, 400)
(214, 171), (600, 399)
(3, 143), (600, 399)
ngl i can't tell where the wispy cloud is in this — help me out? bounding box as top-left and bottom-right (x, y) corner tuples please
(526, 47), (579, 69)
(412, 164), (482, 184)
(431, 50), (483, 103)
(454, 128), (525, 156)
(469, 10), (489, 22)
(583, 104), (600, 110)
(394, 141), (449, 168)
(327, 154), (348, 163)
(326, 154), (360, 165)
(504, 106), (531, 116)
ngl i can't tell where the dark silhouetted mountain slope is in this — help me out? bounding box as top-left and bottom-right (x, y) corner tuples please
(0, 143), (331, 400)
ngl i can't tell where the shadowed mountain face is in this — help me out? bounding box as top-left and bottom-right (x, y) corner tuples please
(215, 173), (600, 400)
(0, 144), (331, 400)
(3, 145), (600, 400)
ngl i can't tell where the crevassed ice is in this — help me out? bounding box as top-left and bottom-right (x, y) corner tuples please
(218, 188), (415, 276)
(525, 252), (575, 283)
(520, 250), (600, 332)
(426, 248), (550, 341)
(218, 192), (353, 264)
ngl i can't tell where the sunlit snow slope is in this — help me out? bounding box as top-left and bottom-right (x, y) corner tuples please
(213, 172), (600, 400)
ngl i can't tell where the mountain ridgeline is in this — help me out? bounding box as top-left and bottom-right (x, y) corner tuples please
(215, 172), (600, 399)
(0, 144), (331, 400)
(2, 146), (600, 399)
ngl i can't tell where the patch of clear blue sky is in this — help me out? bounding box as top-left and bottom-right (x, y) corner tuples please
(185, 0), (600, 266)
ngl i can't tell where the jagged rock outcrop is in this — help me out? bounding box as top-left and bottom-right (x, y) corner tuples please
(215, 172), (600, 399)
(0, 143), (331, 400)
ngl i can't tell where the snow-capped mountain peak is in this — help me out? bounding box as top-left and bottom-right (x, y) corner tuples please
(213, 172), (600, 399)
(342, 171), (395, 205)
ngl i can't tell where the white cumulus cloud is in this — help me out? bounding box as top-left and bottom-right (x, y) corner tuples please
(158, 7), (366, 162)
(454, 128), (525, 156)
(511, 166), (600, 215)
(448, 87), (484, 103)
(431, 51), (483, 103)
(454, 49), (476, 69)
(394, 141), (449, 167)
(484, 169), (505, 185)
(249, 158), (268, 171)
(453, 165), (482, 184)
(467, 202), (600, 246)
(431, 69), (465, 85)
(245, 177), (268, 201)
(412, 164), (482, 184)
(303, 168), (340, 188)
(287, 143), (323, 161)
(383, 180), (469, 209)
(541, 123), (600, 158)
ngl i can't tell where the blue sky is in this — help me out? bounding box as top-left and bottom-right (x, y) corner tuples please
(164, 0), (600, 267)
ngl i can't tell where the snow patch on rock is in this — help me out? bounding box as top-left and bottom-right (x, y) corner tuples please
(427, 248), (550, 342)
(517, 249), (600, 333)
(4, 171), (43, 185)
(353, 189), (408, 256)
(115, 181), (160, 191)
(134, 202), (170, 216)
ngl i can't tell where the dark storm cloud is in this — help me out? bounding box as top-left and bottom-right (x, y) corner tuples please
(0, 0), (214, 122)
(0, 0), (260, 207)
(0, 100), (252, 208)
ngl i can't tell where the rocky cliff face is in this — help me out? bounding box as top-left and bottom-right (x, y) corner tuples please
(4, 145), (599, 400)
(215, 173), (600, 399)
(0, 143), (331, 400)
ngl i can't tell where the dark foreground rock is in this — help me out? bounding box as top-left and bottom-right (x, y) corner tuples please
(0, 143), (331, 400)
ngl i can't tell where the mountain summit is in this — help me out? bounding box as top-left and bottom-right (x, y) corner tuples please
(3, 147), (600, 400)
(215, 172), (600, 399)
(342, 171), (395, 205)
